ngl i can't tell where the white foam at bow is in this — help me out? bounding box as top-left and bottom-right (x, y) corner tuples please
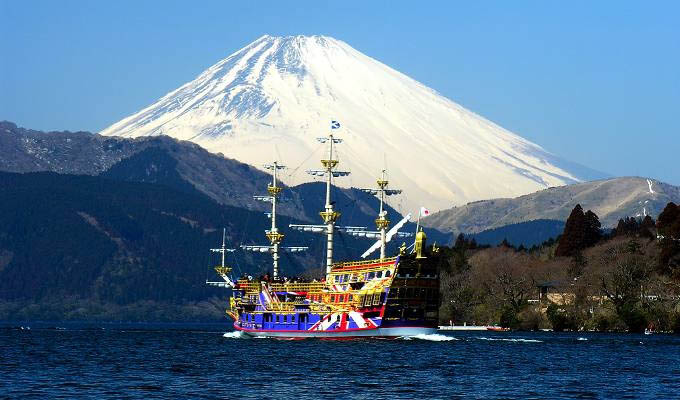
(405, 333), (457, 341)
(222, 331), (249, 339)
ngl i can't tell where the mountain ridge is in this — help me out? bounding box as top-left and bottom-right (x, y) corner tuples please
(0, 120), (449, 242)
(423, 176), (680, 235)
(99, 34), (605, 211)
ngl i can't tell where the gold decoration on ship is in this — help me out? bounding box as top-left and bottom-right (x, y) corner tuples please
(375, 216), (390, 230)
(320, 210), (341, 223)
(267, 185), (282, 196)
(321, 159), (339, 169)
(214, 266), (232, 275)
(266, 231), (284, 244)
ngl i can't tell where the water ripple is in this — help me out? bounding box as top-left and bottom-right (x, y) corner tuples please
(1, 323), (679, 399)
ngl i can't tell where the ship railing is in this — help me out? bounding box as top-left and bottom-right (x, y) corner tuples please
(331, 257), (397, 272)
(270, 282), (325, 293)
(236, 280), (324, 293)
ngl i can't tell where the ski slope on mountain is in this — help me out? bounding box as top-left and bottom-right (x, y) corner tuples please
(101, 35), (602, 212)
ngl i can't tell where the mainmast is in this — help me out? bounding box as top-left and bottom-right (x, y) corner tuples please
(243, 161), (307, 279)
(289, 121), (356, 278)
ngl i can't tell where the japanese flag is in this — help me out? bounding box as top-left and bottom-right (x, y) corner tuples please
(419, 207), (431, 218)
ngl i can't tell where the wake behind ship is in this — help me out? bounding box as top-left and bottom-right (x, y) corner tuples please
(207, 121), (443, 338)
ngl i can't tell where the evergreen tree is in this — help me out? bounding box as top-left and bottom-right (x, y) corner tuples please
(556, 205), (602, 256)
(640, 215), (655, 239)
(584, 210), (602, 247)
(657, 202), (680, 274)
(556, 204), (586, 257)
(641, 215), (655, 229)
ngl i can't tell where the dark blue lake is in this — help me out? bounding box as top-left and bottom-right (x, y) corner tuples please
(1, 322), (679, 399)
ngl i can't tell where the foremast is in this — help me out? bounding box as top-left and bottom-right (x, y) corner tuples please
(207, 228), (236, 287)
(242, 161), (307, 279)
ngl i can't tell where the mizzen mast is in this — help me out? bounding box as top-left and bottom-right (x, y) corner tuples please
(359, 170), (403, 259)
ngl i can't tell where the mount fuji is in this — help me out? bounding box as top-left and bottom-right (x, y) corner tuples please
(100, 35), (603, 212)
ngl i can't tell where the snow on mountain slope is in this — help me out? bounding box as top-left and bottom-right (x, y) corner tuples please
(101, 35), (603, 212)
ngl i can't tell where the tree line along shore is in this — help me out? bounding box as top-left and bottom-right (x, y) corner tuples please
(439, 202), (680, 333)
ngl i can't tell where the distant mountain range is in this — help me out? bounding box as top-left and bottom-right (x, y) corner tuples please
(423, 177), (680, 235)
(0, 121), (452, 320)
(99, 34), (604, 211)
(0, 121), (423, 228)
(2, 120), (677, 320)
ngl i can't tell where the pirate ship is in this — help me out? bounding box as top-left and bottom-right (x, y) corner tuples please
(207, 122), (441, 338)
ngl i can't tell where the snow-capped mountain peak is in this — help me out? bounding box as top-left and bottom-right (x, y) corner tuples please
(101, 34), (602, 212)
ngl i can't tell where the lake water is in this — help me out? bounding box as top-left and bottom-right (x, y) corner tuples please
(1, 323), (679, 399)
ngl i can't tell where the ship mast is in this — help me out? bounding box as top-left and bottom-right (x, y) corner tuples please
(343, 169), (412, 259)
(207, 228), (237, 287)
(361, 170), (402, 259)
(289, 121), (356, 278)
(319, 128), (343, 274)
(242, 161), (307, 279)
(267, 162), (284, 278)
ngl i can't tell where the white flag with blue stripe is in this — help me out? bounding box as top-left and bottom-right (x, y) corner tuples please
(331, 120), (341, 129)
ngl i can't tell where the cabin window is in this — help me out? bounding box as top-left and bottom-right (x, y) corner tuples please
(380, 292), (387, 304)
(291, 315), (296, 322)
(348, 294), (353, 301)
(376, 271), (383, 279)
(385, 270), (391, 277)
(368, 272), (375, 280)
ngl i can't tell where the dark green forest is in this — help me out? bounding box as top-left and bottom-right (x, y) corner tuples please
(0, 168), (440, 321)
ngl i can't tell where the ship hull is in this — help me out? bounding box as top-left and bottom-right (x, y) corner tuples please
(234, 324), (436, 339)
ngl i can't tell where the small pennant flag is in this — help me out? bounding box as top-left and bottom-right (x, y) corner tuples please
(331, 120), (341, 129)
(419, 206), (431, 218)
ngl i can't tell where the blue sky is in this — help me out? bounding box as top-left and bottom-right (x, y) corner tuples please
(2, 1), (678, 184)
